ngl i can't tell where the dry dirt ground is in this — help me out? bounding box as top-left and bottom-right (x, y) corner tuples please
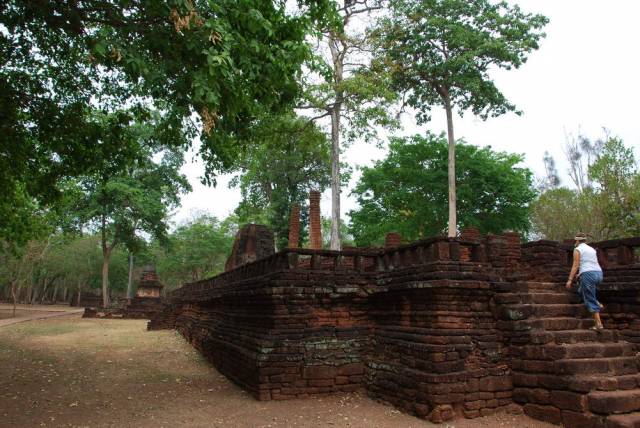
(0, 304), (83, 324)
(0, 315), (555, 428)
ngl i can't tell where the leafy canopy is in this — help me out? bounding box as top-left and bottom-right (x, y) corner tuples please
(0, 0), (327, 245)
(349, 133), (536, 246)
(230, 113), (336, 249)
(148, 215), (235, 289)
(374, 0), (549, 122)
(532, 136), (640, 240)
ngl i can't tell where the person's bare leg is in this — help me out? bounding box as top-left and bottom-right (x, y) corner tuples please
(593, 312), (603, 329)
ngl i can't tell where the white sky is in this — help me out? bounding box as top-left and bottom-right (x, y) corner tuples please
(173, 0), (640, 227)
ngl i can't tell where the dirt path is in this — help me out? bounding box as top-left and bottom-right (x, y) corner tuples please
(0, 303), (83, 327)
(0, 318), (554, 428)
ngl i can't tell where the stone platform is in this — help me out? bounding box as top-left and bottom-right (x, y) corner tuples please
(149, 234), (640, 426)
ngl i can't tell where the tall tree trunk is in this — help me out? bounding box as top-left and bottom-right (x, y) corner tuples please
(330, 104), (342, 250)
(444, 94), (457, 238)
(328, 31), (344, 251)
(10, 280), (17, 318)
(40, 279), (48, 304)
(127, 252), (134, 299)
(100, 212), (113, 308)
(101, 248), (111, 308)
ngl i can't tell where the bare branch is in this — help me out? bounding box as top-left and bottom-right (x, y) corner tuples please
(306, 111), (332, 122)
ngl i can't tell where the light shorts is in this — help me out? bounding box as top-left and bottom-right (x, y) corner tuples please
(577, 270), (604, 313)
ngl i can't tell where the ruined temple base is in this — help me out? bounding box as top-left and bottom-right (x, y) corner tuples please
(149, 235), (640, 426)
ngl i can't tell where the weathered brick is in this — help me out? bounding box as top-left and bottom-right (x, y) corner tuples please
(561, 410), (602, 428)
(524, 404), (562, 425)
(148, 231), (640, 426)
(464, 400), (485, 411)
(479, 376), (512, 392)
(337, 363), (364, 376)
(551, 390), (587, 411)
(304, 366), (337, 380)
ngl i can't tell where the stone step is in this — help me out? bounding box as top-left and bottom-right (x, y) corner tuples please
(513, 372), (640, 393)
(538, 317), (595, 331)
(533, 303), (588, 317)
(494, 292), (581, 305)
(606, 412), (640, 428)
(512, 356), (639, 376)
(496, 281), (562, 293)
(500, 303), (589, 320)
(498, 304), (588, 321)
(553, 343), (635, 359)
(513, 342), (635, 361)
(565, 374), (640, 393)
(556, 356), (639, 376)
(530, 329), (620, 345)
(589, 389), (640, 415)
(530, 293), (582, 304)
(501, 317), (593, 332)
(519, 282), (565, 292)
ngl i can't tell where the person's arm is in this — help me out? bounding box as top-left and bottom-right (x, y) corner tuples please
(566, 249), (580, 289)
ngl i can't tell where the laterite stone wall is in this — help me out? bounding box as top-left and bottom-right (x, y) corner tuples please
(149, 235), (640, 425)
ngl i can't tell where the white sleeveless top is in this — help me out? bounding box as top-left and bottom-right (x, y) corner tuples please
(576, 243), (602, 274)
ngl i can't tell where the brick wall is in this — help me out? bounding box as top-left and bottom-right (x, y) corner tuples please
(288, 204), (300, 248)
(149, 235), (640, 425)
(309, 191), (322, 250)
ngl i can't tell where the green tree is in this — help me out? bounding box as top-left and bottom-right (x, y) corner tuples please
(349, 133), (535, 246)
(230, 113), (334, 249)
(532, 136), (639, 240)
(301, 0), (399, 250)
(67, 111), (190, 307)
(531, 188), (605, 242)
(1, 0), (327, 244)
(57, 235), (103, 305)
(151, 215), (235, 290)
(564, 133), (604, 193)
(0, 237), (53, 315)
(373, 0), (548, 237)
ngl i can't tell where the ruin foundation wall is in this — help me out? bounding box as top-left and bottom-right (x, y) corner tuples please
(149, 236), (640, 425)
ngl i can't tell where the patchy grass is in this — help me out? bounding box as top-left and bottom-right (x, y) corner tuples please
(0, 316), (554, 428)
(5, 321), (80, 336)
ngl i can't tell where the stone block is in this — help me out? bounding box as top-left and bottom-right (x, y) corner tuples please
(561, 410), (602, 428)
(463, 409), (481, 419)
(588, 390), (640, 414)
(337, 363), (364, 376)
(464, 400), (485, 411)
(304, 366), (337, 380)
(479, 376), (512, 392)
(309, 379), (334, 387)
(524, 404), (562, 425)
(429, 404), (455, 423)
(550, 390), (587, 411)
(480, 407), (496, 417)
(413, 403), (430, 419)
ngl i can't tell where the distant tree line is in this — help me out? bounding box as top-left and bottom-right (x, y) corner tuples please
(532, 133), (639, 241)
(18, 0), (639, 312)
(0, 214), (236, 308)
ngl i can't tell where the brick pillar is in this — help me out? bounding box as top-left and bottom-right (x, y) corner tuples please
(504, 231), (522, 263)
(309, 191), (322, 250)
(384, 232), (402, 249)
(288, 204), (300, 248)
(460, 227), (481, 241)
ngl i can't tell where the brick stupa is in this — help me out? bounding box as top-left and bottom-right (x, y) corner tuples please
(136, 265), (164, 298)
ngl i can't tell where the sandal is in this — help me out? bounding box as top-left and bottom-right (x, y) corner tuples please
(590, 325), (604, 332)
